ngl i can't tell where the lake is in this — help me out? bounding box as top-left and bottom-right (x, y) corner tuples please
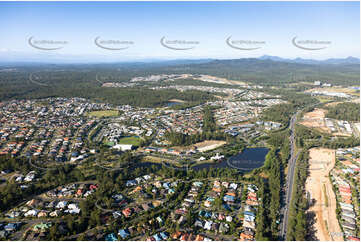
(192, 147), (269, 171)
(166, 101), (182, 107)
(136, 147), (269, 172)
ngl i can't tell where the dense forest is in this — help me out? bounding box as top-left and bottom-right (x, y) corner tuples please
(0, 73), (216, 108)
(325, 102), (360, 121)
(175, 59), (360, 86)
(164, 106), (228, 146)
(0, 58), (359, 105)
(261, 90), (318, 125)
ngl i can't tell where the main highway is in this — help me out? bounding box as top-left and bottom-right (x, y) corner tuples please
(279, 101), (323, 239)
(279, 111), (300, 239)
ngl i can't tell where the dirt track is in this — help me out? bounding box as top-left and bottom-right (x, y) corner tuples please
(305, 148), (343, 241)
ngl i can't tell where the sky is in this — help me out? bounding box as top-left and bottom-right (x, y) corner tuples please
(0, 1), (359, 63)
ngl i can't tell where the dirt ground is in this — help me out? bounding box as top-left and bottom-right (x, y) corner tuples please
(199, 75), (247, 86)
(299, 108), (331, 133)
(351, 98), (360, 103)
(305, 87), (360, 97)
(168, 98), (185, 103)
(173, 140), (227, 152)
(193, 140), (227, 152)
(305, 148), (344, 241)
(325, 102), (342, 107)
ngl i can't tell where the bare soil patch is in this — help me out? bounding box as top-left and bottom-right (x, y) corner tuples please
(168, 99), (185, 103)
(306, 87), (359, 97)
(299, 108), (331, 133)
(193, 140), (227, 152)
(173, 140), (226, 152)
(305, 148), (343, 241)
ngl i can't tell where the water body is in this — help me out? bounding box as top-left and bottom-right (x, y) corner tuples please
(166, 101), (182, 107)
(192, 147), (269, 171)
(136, 147), (269, 172)
(226, 147), (269, 171)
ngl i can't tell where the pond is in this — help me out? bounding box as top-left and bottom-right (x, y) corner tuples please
(225, 147), (269, 170)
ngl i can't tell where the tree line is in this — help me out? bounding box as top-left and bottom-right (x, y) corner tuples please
(325, 102), (360, 122)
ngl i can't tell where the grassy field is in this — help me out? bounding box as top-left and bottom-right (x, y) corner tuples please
(87, 110), (119, 117)
(317, 96), (334, 103)
(323, 184), (328, 207)
(118, 136), (141, 146)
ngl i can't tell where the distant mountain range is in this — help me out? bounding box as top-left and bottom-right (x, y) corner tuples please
(0, 55), (358, 86)
(258, 55), (360, 65)
(161, 57), (360, 86)
(0, 54), (359, 66)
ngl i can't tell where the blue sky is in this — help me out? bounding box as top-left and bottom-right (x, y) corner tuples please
(0, 1), (359, 62)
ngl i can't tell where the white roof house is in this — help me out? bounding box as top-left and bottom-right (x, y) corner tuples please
(56, 201), (68, 209)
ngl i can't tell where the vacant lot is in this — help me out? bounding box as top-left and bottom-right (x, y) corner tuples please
(306, 87), (359, 97)
(193, 140), (227, 152)
(299, 108), (331, 133)
(87, 110), (119, 117)
(305, 148), (343, 241)
(168, 98), (185, 103)
(317, 96), (335, 103)
(325, 102), (342, 107)
(172, 140), (227, 152)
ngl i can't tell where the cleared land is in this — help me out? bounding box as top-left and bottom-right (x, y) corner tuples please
(351, 97), (360, 103)
(87, 110), (119, 117)
(306, 87), (360, 97)
(325, 102), (343, 107)
(305, 148), (343, 241)
(195, 140), (227, 152)
(168, 99), (185, 103)
(299, 108), (331, 133)
(199, 75), (247, 86)
(317, 96), (335, 103)
(173, 140), (227, 152)
(299, 108), (353, 137)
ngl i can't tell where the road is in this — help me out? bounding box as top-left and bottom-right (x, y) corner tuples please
(279, 111), (300, 240)
(279, 102), (322, 239)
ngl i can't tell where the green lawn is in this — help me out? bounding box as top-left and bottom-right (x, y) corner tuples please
(118, 136), (141, 146)
(87, 110), (119, 118)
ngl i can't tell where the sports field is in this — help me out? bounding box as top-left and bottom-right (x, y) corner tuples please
(118, 136), (141, 146)
(87, 110), (119, 117)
